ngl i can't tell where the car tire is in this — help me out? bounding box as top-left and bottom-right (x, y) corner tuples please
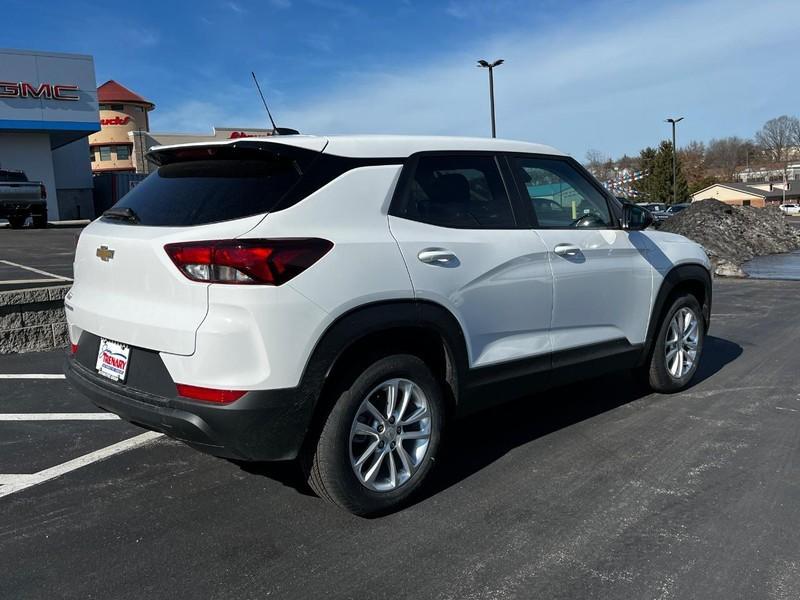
(32, 211), (48, 228)
(305, 354), (444, 516)
(7, 216), (25, 229)
(644, 293), (705, 393)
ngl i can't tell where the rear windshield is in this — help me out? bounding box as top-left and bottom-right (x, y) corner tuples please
(111, 156), (303, 226)
(0, 170), (28, 182)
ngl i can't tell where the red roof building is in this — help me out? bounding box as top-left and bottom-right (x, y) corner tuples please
(96, 80), (154, 108)
(90, 81), (155, 173)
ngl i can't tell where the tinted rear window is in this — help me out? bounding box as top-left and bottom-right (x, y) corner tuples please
(112, 157), (302, 226)
(0, 170), (28, 182)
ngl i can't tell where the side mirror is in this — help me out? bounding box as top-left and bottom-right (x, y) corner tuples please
(622, 204), (653, 231)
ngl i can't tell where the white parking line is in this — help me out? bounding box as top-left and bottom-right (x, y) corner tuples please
(0, 259), (73, 281)
(0, 474), (38, 485)
(0, 374), (66, 379)
(0, 431), (164, 498)
(0, 413), (120, 421)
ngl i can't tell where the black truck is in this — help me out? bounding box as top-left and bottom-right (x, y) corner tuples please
(0, 169), (48, 228)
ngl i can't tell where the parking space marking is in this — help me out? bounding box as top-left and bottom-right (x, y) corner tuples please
(0, 259), (73, 282)
(0, 475), (39, 485)
(0, 374), (66, 379)
(0, 431), (164, 499)
(0, 413), (120, 421)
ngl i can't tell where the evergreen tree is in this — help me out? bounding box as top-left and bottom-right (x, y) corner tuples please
(633, 141), (689, 204)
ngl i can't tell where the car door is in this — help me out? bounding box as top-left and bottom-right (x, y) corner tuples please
(388, 153), (553, 369)
(507, 154), (653, 360)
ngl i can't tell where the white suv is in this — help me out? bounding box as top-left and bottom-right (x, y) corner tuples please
(65, 135), (712, 515)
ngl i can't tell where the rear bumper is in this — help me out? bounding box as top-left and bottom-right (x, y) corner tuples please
(0, 201), (45, 217)
(64, 354), (314, 461)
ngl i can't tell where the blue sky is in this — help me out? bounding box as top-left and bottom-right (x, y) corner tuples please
(4, 0), (800, 159)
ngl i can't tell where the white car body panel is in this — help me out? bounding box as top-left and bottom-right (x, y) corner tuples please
(639, 230), (711, 339)
(390, 216), (553, 367)
(533, 228), (654, 350)
(160, 283), (328, 389)
(67, 214), (265, 355)
(162, 165), (414, 390)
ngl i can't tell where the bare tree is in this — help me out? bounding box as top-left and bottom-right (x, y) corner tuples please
(678, 140), (707, 189)
(585, 149), (616, 181)
(791, 118), (800, 152)
(755, 115), (799, 162)
(585, 148), (607, 172)
(706, 136), (752, 179)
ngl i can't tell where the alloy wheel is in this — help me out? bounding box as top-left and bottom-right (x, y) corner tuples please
(349, 378), (432, 492)
(665, 307), (699, 378)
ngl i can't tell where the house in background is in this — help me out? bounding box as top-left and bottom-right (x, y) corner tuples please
(691, 182), (800, 207)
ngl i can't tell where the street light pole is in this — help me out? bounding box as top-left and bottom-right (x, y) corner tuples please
(665, 117), (684, 204)
(477, 59), (504, 138)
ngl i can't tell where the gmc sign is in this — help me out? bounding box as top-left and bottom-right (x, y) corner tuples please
(0, 81), (80, 101)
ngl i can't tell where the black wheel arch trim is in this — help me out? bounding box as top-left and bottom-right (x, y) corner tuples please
(298, 299), (470, 410)
(641, 263), (712, 365)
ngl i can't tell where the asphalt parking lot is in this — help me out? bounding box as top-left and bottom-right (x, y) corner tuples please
(2, 277), (799, 599)
(0, 224), (81, 291)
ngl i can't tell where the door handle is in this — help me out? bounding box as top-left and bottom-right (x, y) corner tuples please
(553, 243), (581, 257)
(418, 248), (459, 266)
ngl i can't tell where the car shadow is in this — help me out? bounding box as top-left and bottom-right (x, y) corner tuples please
(416, 335), (742, 505)
(234, 335), (743, 508)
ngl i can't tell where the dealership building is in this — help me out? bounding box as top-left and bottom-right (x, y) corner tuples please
(131, 126), (281, 173)
(0, 48), (100, 220)
(89, 80), (155, 174)
(86, 79), (283, 175)
(1, 48), (289, 219)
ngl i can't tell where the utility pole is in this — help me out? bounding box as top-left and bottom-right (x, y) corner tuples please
(665, 117), (684, 204)
(477, 59), (504, 138)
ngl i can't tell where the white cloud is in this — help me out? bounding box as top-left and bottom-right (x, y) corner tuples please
(445, 2), (470, 19)
(224, 1), (247, 14)
(121, 26), (160, 47)
(278, 0), (800, 156)
(152, 0), (800, 158)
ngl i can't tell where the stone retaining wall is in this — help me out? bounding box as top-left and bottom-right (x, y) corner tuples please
(0, 285), (70, 354)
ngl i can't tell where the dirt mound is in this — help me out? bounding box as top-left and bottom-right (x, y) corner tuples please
(658, 199), (800, 276)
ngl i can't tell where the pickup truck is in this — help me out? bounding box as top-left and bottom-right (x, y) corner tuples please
(0, 169), (48, 228)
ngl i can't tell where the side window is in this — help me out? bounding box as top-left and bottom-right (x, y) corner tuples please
(512, 157), (612, 228)
(402, 155), (515, 228)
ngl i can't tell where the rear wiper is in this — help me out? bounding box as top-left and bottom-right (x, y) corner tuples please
(103, 206), (140, 224)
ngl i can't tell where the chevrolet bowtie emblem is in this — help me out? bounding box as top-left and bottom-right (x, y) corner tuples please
(96, 246), (115, 262)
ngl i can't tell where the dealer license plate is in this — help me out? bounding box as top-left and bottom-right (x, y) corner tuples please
(95, 338), (131, 382)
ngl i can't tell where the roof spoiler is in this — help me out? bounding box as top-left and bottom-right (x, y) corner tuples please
(146, 139), (319, 168)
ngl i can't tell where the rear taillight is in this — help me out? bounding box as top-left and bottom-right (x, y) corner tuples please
(70, 343), (78, 355)
(176, 384), (246, 404)
(164, 239), (333, 285)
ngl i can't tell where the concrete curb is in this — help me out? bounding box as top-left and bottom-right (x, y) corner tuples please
(0, 285), (70, 354)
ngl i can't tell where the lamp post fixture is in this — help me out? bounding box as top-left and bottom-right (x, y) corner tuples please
(477, 59), (504, 138)
(665, 117), (684, 204)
